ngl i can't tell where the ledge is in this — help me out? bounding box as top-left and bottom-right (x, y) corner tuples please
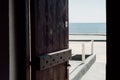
(69, 54), (96, 80)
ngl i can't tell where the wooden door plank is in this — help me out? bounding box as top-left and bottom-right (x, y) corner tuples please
(31, 0), (69, 80)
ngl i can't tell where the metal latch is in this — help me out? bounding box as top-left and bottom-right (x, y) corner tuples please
(35, 49), (71, 70)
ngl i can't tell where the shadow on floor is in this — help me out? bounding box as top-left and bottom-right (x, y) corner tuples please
(70, 54), (91, 60)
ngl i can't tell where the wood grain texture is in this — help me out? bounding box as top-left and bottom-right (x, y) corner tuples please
(31, 0), (69, 80)
(36, 63), (66, 80)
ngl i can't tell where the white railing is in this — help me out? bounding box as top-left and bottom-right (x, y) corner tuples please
(82, 40), (94, 64)
(82, 43), (85, 63)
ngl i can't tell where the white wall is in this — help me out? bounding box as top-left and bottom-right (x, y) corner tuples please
(9, 0), (17, 80)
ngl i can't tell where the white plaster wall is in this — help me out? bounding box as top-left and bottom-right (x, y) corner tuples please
(9, 0), (17, 80)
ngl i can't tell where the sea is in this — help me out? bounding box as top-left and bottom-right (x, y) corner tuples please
(69, 23), (106, 35)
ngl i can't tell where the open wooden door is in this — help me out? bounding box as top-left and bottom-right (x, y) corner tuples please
(29, 0), (71, 80)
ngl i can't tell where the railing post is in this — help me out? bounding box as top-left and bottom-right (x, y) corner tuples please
(91, 40), (94, 55)
(82, 43), (85, 63)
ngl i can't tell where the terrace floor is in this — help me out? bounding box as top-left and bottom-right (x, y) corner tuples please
(68, 35), (106, 80)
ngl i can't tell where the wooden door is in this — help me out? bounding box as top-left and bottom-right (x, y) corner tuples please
(30, 0), (71, 80)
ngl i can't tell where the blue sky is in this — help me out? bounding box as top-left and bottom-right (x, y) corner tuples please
(69, 0), (106, 23)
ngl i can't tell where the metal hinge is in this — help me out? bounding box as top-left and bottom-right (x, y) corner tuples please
(35, 49), (71, 70)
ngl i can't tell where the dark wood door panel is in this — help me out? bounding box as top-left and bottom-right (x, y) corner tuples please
(35, 63), (66, 80)
(31, 0), (69, 80)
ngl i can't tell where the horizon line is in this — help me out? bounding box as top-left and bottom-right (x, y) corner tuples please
(69, 22), (106, 23)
